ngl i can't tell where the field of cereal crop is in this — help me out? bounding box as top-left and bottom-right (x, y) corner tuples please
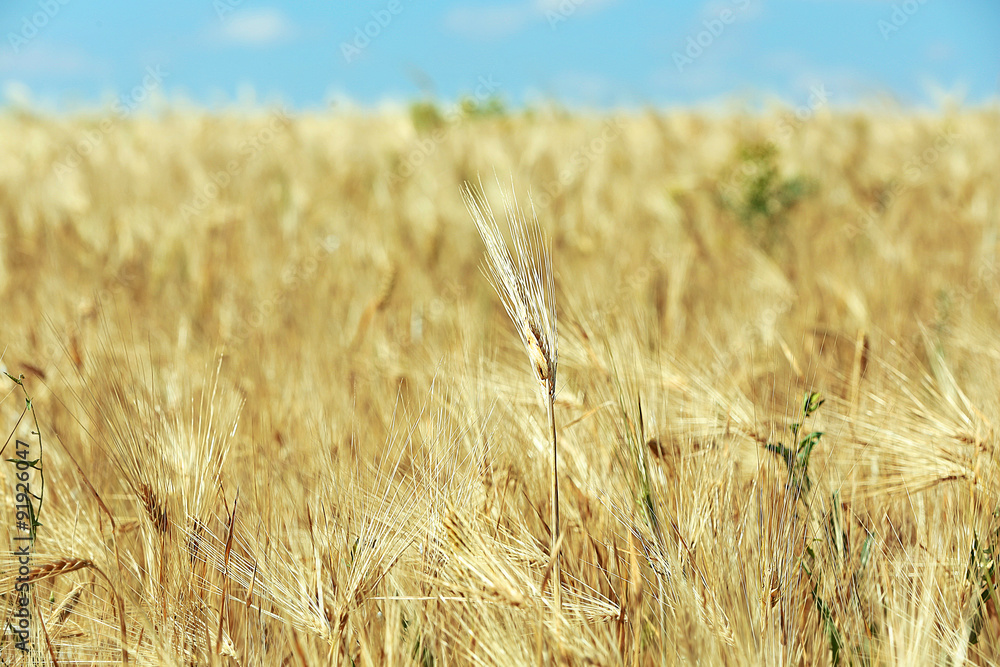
(2, 107), (1000, 664)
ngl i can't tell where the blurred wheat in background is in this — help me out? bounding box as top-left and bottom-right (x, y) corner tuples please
(1, 106), (1000, 665)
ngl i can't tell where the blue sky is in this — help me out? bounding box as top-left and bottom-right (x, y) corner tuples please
(1, 0), (997, 111)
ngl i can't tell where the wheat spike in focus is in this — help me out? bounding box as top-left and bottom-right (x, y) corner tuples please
(463, 180), (561, 611)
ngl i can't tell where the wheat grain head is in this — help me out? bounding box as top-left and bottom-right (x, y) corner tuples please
(462, 180), (557, 401)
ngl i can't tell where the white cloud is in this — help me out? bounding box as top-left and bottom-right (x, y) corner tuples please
(217, 8), (296, 46)
(445, 0), (619, 40)
(759, 52), (876, 103)
(547, 71), (623, 103)
(3, 81), (33, 107)
(699, 0), (763, 22)
(925, 41), (954, 63)
(445, 4), (534, 39)
(0, 44), (107, 76)
(534, 0), (618, 14)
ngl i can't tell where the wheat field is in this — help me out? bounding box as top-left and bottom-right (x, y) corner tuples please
(1, 105), (999, 665)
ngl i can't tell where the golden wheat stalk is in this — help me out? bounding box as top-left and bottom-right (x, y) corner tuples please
(463, 179), (561, 611)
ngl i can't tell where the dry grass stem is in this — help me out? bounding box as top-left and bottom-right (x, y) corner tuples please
(464, 180), (562, 613)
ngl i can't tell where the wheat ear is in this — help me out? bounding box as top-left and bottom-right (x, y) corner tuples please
(27, 558), (129, 664)
(463, 180), (560, 611)
(26, 558), (94, 584)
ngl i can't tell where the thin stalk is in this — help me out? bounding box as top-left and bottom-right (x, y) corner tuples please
(547, 389), (561, 613)
(464, 179), (560, 615)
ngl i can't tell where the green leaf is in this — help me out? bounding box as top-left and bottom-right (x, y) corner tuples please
(859, 535), (873, 571)
(765, 442), (795, 469)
